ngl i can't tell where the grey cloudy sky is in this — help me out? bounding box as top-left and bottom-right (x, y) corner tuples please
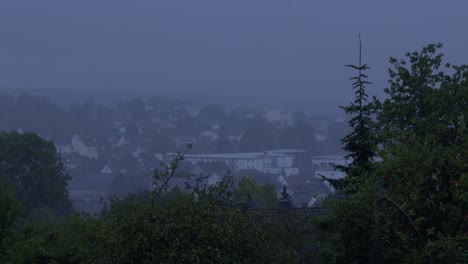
(0, 0), (467, 111)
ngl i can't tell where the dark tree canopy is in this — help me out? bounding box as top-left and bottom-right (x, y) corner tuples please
(0, 132), (72, 217)
(319, 43), (468, 263)
(0, 182), (18, 255)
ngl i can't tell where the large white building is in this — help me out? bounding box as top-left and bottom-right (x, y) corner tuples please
(162, 151), (351, 192)
(163, 151), (350, 177)
(164, 150), (300, 177)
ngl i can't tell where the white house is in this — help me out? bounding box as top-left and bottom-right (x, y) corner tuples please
(277, 174), (288, 186)
(57, 135), (98, 159)
(101, 165), (113, 174)
(71, 135), (99, 159)
(131, 146), (143, 158)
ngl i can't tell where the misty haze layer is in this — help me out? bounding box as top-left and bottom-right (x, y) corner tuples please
(1, 0), (467, 112)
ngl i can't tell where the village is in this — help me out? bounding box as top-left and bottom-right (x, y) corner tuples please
(44, 99), (349, 214)
(1, 92), (348, 214)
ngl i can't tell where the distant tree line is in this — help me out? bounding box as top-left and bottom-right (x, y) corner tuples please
(0, 90), (345, 155)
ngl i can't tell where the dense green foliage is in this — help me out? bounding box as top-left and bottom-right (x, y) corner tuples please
(5, 196), (286, 263)
(319, 43), (468, 263)
(2, 151), (291, 263)
(332, 35), (378, 193)
(0, 182), (18, 257)
(234, 177), (278, 209)
(0, 132), (72, 217)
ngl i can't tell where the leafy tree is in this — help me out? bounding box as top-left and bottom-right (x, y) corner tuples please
(234, 177), (278, 209)
(320, 43), (468, 263)
(89, 195), (285, 263)
(0, 132), (72, 217)
(4, 150), (289, 263)
(378, 42), (467, 146)
(5, 214), (99, 264)
(369, 43), (468, 263)
(0, 182), (18, 256)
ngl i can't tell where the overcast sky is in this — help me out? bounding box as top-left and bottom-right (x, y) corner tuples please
(1, 0), (467, 111)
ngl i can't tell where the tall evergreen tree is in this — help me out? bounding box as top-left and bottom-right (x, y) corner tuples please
(332, 35), (378, 191)
(319, 43), (468, 263)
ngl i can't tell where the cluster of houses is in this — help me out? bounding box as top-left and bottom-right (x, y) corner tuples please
(56, 134), (99, 160)
(32, 100), (348, 213)
(54, 144), (349, 215)
(63, 141), (349, 214)
(6, 93), (351, 214)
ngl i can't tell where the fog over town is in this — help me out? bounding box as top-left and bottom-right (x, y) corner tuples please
(1, 1), (467, 262)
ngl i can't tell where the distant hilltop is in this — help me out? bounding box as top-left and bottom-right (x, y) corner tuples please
(0, 84), (346, 117)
